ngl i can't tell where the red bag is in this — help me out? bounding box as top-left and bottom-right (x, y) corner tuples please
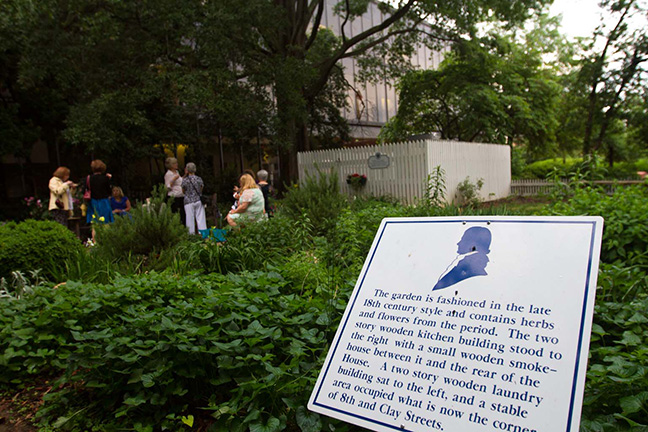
(83, 175), (91, 200)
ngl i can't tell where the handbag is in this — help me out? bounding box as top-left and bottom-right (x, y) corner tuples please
(55, 198), (64, 209)
(83, 175), (91, 200)
(189, 178), (208, 205)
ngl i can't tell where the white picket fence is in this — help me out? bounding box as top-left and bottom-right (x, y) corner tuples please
(510, 179), (556, 196)
(511, 178), (643, 196)
(298, 139), (511, 205)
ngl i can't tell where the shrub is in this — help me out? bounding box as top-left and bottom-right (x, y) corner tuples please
(523, 157), (648, 180)
(582, 292), (648, 431)
(548, 185), (648, 266)
(0, 271), (349, 431)
(510, 146), (528, 178)
(94, 185), (187, 260)
(455, 176), (484, 207)
(0, 219), (82, 280)
(280, 167), (348, 235)
(176, 215), (313, 275)
(523, 157), (583, 179)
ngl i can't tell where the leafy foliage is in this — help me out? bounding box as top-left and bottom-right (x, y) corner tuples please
(522, 157), (648, 179)
(1, 176), (647, 431)
(0, 270), (348, 431)
(422, 165), (447, 208)
(455, 177), (484, 207)
(583, 280), (648, 431)
(176, 215), (314, 275)
(0, 219), (82, 280)
(548, 184), (648, 267)
(381, 19), (563, 156)
(0, 270), (44, 300)
(280, 168), (348, 236)
(94, 186), (188, 260)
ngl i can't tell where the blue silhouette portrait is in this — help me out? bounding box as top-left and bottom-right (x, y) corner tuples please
(433, 226), (491, 291)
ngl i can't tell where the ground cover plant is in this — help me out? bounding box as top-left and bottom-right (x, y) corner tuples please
(545, 183), (648, 431)
(0, 177), (646, 431)
(0, 271), (348, 431)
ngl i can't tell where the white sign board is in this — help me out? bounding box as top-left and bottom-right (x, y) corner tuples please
(309, 216), (603, 432)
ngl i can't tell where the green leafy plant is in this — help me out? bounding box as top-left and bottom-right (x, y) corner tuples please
(281, 167), (348, 236)
(0, 270), (43, 300)
(94, 185), (187, 260)
(22, 196), (50, 220)
(0, 219), (83, 281)
(455, 176), (484, 207)
(0, 270), (349, 431)
(422, 165), (446, 208)
(176, 215), (313, 275)
(50, 248), (148, 284)
(582, 293), (648, 431)
(548, 184), (648, 267)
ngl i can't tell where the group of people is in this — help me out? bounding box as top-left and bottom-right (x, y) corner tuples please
(48, 159), (131, 228)
(164, 157), (272, 234)
(48, 157), (271, 237)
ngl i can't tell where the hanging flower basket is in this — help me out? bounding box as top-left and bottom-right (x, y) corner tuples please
(346, 173), (367, 188)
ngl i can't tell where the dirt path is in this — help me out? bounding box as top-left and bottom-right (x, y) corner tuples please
(0, 377), (52, 432)
(0, 402), (37, 432)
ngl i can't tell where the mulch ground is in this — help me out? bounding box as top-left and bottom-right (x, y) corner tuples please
(480, 195), (552, 207)
(0, 377), (51, 432)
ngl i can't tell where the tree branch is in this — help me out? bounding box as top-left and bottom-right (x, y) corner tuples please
(340, 0), (351, 43)
(583, 0), (635, 154)
(305, 0), (324, 50)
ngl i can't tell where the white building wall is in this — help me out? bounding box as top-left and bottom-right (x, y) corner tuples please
(323, 0), (446, 138)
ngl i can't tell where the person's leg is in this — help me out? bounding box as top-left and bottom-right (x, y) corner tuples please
(173, 196), (186, 225)
(226, 213), (237, 227)
(196, 202), (207, 231)
(51, 209), (67, 226)
(185, 202), (196, 234)
(178, 198), (186, 225)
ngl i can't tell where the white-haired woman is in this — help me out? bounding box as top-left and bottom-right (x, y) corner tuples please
(257, 169), (273, 218)
(181, 162), (206, 234)
(164, 157), (185, 224)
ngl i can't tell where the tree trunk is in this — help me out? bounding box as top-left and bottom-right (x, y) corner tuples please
(607, 142), (614, 168)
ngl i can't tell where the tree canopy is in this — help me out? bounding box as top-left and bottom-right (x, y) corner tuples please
(380, 16), (565, 158)
(2, 0), (556, 185)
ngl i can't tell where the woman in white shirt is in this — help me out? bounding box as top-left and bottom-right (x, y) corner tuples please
(48, 166), (76, 225)
(164, 157), (185, 224)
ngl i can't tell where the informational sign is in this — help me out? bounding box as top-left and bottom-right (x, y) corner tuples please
(309, 216), (603, 432)
(368, 153), (391, 169)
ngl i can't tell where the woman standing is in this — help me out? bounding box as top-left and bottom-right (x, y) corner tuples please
(164, 157), (185, 224)
(226, 173), (266, 227)
(86, 159), (114, 225)
(181, 162), (207, 235)
(48, 167), (76, 226)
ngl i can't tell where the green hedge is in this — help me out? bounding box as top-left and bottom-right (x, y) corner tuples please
(548, 185), (648, 266)
(520, 157), (648, 179)
(0, 219), (82, 280)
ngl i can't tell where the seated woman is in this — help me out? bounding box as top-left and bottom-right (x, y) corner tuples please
(110, 186), (131, 216)
(226, 174), (265, 227)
